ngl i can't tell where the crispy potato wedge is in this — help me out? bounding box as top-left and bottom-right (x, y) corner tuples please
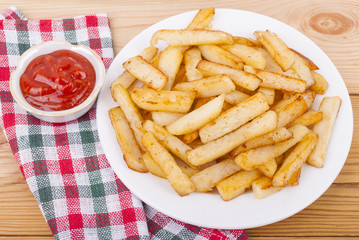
(184, 47), (203, 81)
(216, 169), (261, 201)
(254, 30), (295, 71)
(187, 110), (278, 167)
(190, 158), (241, 192)
(143, 152), (166, 178)
(151, 29), (234, 46)
(112, 84), (146, 151)
(310, 71), (328, 95)
(273, 130), (317, 186)
(252, 176), (283, 199)
(230, 127), (293, 157)
(256, 69), (306, 93)
(110, 46), (158, 91)
(198, 44), (244, 69)
(166, 94), (225, 135)
(142, 132), (195, 196)
(197, 60), (261, 91)
(289, 110), (323, 127)
(109, 107), (147, 172)
(186, 8), (215, 30)
(131, 87), (196, 113)
(308, 97), (341, 168)
(221, 43), (266, 69)
(291, 51), (315, 88)
(123, 56), (168, 90)
(173, 74), (235, 98)
(199, 92), (269, 143)
(142, 120), (195, 168)
(158, 46), (184, 90)
(235, 124), (309, 170)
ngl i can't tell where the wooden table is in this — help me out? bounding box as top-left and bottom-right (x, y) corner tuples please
(1, 1), (358, 239)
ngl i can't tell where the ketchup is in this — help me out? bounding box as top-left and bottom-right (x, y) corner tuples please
(20, 50), (96, 111)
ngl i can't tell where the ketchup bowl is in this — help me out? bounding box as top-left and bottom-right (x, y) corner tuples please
(10, 41), (105, 123)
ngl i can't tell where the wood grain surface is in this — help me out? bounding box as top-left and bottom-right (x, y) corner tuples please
(0, 0), (358, 239)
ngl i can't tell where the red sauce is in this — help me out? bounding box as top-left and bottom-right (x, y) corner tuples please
(20, 50), (96, 111)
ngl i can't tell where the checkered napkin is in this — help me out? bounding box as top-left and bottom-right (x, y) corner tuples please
(0, 7), (248, 240)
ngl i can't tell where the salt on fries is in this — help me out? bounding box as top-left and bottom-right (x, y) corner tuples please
(109, 8), (341, 200)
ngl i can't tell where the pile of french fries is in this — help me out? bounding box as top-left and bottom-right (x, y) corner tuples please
(109, 8), (341, 201)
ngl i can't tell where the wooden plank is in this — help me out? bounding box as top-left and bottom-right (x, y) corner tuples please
(0, 0), (358, 238)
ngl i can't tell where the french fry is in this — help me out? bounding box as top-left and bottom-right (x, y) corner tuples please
(308, 97), (341, 168)
(256, 69), (306, 93)
(187, 110), (278, 167)
(229, 127), (293, 157)
(158, 47), (184, 90)
(109, 107), (147, 172)
(290, 48), (319, 70)
(258, 158), (277, 178)
(287, 168), (301, 186)
(184, 47), (203, 81)
(199, 92), (270, 143)
(190, 158), (241, 192)
(110, 46), (158, 91)
(258, 87), (275, 105)
(123, 56), (168, 90)
(198, 44), (244, 69)
(173, 74), (235, 98)
(288, 110), (323, 127)
(130, 87), (196, 113)
(291, 51), (315, 88)
(186, 8), (215, 30)
(179, 164), (200, 177)
(151, 112), (184, 126)
(166, 94), (225, 135)
(310, 71), (328, 95)
(216, 169), (261, 201)
(252, 176), (283, 199)
(301, 90), (317, 108)
(233, 36), (261, 47)
(224, 90), (250, 105)
(235, 124), (309, 170)
(221, 43), (266, 69)
(143, 152), (166, 178)
(150, 29), (234, 46)
(112, 84), (146, 151)
(275, 94), (309, 128)
(142, 132), (195, 196)
(174, 64), (188, 85)
(143, 152), (199, 178)
(273, 130), (317, 186)
(196, 60), (261, 91)
(182, 131), (199, 144)
(182, 98), (211, 144)
(254, 30), (295, 71)
(142, 120), (195, 168)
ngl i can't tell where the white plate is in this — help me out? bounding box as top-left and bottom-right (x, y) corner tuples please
(97, 9), (353, 229)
